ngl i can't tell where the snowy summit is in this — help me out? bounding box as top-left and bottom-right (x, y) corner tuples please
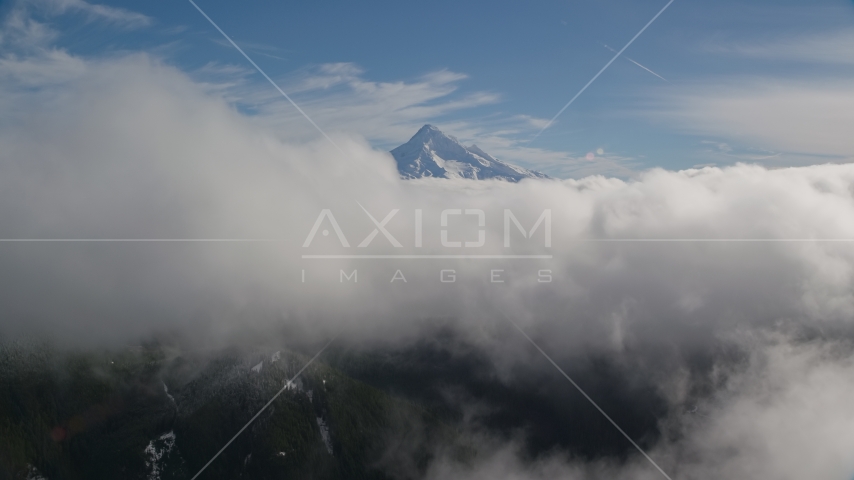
(391, 125), (548, 182)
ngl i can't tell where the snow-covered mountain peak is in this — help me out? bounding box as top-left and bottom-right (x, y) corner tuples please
(410, 124), (451, 142)
(391, 125), (549, 182)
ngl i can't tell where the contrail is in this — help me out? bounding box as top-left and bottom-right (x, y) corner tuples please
(603, 43), (669, 83)
(187, 0), (343, 154)
(529, 0), (677, 144)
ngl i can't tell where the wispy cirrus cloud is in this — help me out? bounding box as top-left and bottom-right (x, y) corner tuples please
(635, 27), (854, 167)
(231, 62), (500, 145)
(35, 0), (152, 29)
(3, 0), (640, 179)
(0, 0), (151, 52)
(198, 60), (637, 178)
(209, 37), (289, 61)
(650, 78), (854, 163)
(708, 29), (854, 66)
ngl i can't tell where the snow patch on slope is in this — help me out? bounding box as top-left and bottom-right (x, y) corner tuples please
(144, 431), (176, 480)
(316, 416), (333, 455)
(26, 465), (47, 480)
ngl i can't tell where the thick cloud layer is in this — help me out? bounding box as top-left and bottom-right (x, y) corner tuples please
(3, 51), (853, 345)
(2, 21), (854, 479)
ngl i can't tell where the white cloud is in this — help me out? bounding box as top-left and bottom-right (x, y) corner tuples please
(36, 0), (152, 29)
(651, 79), (854, 161)
(710, 29), (854, 66)
(657, 336), (854, 479)
(514, 114), (552, 130)
(0, 0), (150, 80)
(194, 61), (638, 178)
(227, 62), (499, 145)
(653, 29), (854, 164)
(3, 45), (854, 343)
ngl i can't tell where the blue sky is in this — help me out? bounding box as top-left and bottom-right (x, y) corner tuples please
(3, 0), (854, 177)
